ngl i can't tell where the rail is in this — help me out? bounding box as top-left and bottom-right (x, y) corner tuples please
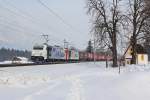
(0, 61), (80, 67)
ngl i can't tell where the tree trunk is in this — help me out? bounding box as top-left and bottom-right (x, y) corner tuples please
(112, 31), (118, 67)
(131, 36), (137, 64)
(131, 0), (137, 64)
(112, 43), (118, 67)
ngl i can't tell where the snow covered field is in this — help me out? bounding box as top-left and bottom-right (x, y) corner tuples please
(0, 62), (150, 100)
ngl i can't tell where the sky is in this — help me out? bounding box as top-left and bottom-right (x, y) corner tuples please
(0, 0), (91, 50)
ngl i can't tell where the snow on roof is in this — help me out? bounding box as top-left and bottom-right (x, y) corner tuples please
(17, 57), (28, 61)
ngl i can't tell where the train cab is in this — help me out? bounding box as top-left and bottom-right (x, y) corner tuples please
(31, 44), (48, 62)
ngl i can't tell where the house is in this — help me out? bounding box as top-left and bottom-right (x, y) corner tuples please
(123, 44), (148, 65)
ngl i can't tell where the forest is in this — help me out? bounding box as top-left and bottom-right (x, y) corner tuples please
(0, 48), (31, 61)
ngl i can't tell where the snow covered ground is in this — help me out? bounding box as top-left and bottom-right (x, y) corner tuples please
(0, 57), (32, 64)
(0, 60), (33, 64)
(0, 62), (150, 100)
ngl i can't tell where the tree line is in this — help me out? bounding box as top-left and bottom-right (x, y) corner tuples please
(87, 0), (150, 67)
(0, 48), (31, 62)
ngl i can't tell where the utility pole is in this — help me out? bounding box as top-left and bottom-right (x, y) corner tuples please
(42, 34), (49, 45)
(64, 39), (69, 49)
(106, 51), (108, 68)
(93, 36), (96, 64)
(93, 37), (96, 64)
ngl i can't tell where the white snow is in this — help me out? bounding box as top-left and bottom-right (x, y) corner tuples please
(0, 60), (33, 64)
(0, 61), (12, 64)
(0, 62), (150, 100)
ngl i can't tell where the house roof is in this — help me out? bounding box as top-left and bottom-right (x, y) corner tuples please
(123, 44), (147, 58)
(123, 44), (131, 57)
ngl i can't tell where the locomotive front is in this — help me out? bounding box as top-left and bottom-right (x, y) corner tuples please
(31, 44), (48, 62)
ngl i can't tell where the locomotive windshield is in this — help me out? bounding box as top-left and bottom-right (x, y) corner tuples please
(33, 46), (43, 50)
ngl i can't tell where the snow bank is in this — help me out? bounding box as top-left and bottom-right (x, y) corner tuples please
(0, 62), (149, 100)
(121, 64), (150, 73)
(0, 61), (12, 64)
(0, 71), (51, 88)
(0, 57), (33, 64)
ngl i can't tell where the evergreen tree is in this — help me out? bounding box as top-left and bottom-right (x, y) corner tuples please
(86, 40), (93, 53)
(0, 48), (31, 61)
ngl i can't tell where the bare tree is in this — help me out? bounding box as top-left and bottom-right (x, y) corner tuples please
(87, 0), (123, 67)
(125, 0), (150, 64)
(143, 0), (150, 47)
(144, 0), (150, 10)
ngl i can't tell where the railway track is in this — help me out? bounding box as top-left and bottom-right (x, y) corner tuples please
(0, 61), (80, 67)
(0, 60), (101, 67)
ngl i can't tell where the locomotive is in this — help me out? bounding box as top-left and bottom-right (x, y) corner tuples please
(31, 44), (79, 62)
(31, 43), (112, 62)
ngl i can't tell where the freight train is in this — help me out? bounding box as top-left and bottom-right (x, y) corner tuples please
(31, 44), (112, 62)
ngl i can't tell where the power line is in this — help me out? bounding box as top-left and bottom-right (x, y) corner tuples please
(0, 19), (63, 46)
(36, 0), (83, 48)
(1, 0), (73, 45)
(0, 19), (63, 44)
(36, 0), (83, 35)
(0, 1), (55, 36)
(0, 17), (46, 42)
(0, 0), (54, 33)
(0, 0), (77, 48)
(37, 0), (72, 29)
(2, 0), (58, 33)
(2, 0), (34, 19)
(0, 3), (64, 44)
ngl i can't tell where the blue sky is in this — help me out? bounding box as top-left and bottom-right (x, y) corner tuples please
(0, 0), (91, 50)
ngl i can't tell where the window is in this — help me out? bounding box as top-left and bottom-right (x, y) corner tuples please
(33, 46), (43, 50)
(47, 47), (52, 51)
(141, 55), (144, 61)
(130, 48), (133, 55)
(127, 61), (130, 64)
